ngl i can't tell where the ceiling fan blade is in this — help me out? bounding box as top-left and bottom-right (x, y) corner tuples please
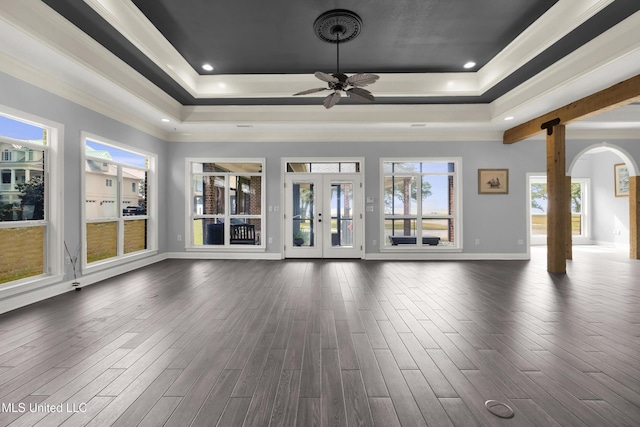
(315, 71), (338, 83)
(323, 91), (341, 109)
(347, 73), (380, 87)
(293, 87), (330, 96)
(347, 87), (375, 103)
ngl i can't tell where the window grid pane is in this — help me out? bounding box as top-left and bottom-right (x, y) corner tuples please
(191, 160), (264, 247)
(86, 221), (118, 263)
(0, 225), (44, 284)
(124, 219), (147, 254)
(382, 160), (458, 248)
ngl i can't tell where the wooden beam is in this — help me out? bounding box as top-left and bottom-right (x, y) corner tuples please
(630, 176), (639, 259)
(566, 176), (572, 260)
(504, 74), (640, 144)
(547, 125), (567, 273)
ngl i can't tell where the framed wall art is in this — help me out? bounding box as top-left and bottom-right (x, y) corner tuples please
(614, 163), (629, 197)
(478, 169), (509, 194)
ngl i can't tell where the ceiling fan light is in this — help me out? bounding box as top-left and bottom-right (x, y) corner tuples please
(296, 9), (379, 108)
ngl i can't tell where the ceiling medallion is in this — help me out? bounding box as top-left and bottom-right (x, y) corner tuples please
(293, 9), (379, 109)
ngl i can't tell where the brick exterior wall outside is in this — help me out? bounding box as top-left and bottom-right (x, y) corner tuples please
(449, 175), (455, 243)
(249, 176), (262, 238)
(0, 226), (44, 284)
(203, 178), (223, 216)
(199, 164), (262, 245)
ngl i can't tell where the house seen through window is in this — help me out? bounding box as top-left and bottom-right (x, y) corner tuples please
(0, 113), (50, 285)
(84, 137), (153, 266)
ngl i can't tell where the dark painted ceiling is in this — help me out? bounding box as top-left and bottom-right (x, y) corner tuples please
(42, 0), (640, 106)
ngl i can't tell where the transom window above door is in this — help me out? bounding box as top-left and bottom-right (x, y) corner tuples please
(286, 162), (360, 173)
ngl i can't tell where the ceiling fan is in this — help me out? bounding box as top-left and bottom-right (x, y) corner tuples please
(293, 10), (379, 109)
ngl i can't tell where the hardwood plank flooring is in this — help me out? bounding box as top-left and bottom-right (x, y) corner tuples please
(0, 247), (639, 426)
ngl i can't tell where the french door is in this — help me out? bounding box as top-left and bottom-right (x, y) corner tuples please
(285, 174), (362, 258)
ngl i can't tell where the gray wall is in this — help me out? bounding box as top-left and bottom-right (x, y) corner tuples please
(572, 149), (630, 246)
(3, 69), (640, 267)
(167, 138), (640, 256)
(167, 140), (552, 255)
(0, 71), (169, 283)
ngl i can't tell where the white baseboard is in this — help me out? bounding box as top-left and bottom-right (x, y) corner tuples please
(167, 252), (282, 260)
(169, 250), (529, 261)
(0, 253), (167, 315)
(591, 240), (630, 249)
(365, 252), (530, 261)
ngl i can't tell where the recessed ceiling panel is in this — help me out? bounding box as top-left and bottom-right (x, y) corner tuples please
(131, 0), (558, 74)
(40, 0), (639, 106)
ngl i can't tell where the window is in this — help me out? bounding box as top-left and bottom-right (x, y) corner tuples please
(530, 176), (589, 244)
(382, 159), (460, 248)
(188, 159), (264, 248)
(286, 162), (359, 173)
(1, 111), (61, 286)
(83, 135), (155, 267)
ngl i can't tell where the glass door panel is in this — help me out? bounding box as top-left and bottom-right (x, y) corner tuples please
(323, 176), (361, 258)
(286, 177), (322, 257)
(285, 174), (362, 258)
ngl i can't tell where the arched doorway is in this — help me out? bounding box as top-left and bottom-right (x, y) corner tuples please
(568, 143), (638, 258)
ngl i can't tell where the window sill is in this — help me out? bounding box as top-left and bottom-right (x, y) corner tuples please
(82, 249), (158, 275)
(0, 273), (65, 299)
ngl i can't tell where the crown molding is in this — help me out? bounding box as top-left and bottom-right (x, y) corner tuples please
(180, 103), (491, 123)
(78, 0), (614, 99)
(166, 128), (505, 143)
(84, 0), (199, 94)
(490, 10), (640, 122)
(0, 50), (168, 140)
(477, 0), (614, 92)
(0, 0), (181, 115)
(0, 0), (637, 144)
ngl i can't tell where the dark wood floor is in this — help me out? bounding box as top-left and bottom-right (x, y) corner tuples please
(0, 247), (639, 426)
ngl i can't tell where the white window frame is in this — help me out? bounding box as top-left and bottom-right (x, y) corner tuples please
(528, 174), (590, 245)
(0, 105), (64, 292)
(380, 157), (462, 251)
(185, 157), (266, 251)
(81, 132), (157, 273)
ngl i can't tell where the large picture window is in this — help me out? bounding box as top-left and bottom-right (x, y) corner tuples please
(188, 159), (264, 248)
(382, 159), (460, 249)
(83, 135), (155, 267)
(1, 111), (61, 286)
